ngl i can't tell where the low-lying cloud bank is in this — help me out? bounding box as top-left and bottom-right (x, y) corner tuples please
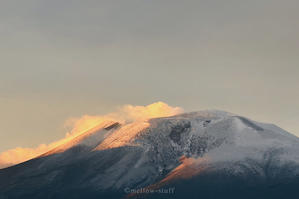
(0, 102), (183, 168)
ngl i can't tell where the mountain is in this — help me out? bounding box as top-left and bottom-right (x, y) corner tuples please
(0, 110), (299, 199)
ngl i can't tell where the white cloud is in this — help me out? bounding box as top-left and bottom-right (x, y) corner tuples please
(0, 102), (183, 168)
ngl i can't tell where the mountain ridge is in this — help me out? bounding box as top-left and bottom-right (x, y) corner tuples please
(0, 110), (298, 199)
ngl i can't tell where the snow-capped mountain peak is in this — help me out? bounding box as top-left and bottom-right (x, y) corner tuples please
(1, 110), (298, 199)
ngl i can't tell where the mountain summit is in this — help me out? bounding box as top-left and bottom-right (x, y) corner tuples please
(0, 110), (299, 199)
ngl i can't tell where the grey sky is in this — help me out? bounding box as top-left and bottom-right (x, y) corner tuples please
(0, 0), (299, 152)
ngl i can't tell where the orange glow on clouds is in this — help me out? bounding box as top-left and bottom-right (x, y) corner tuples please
(121, 102), (183, 121)
(0, 102), (183, 168)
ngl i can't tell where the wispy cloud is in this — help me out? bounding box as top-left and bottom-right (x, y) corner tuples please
(0, 102), (183, 168)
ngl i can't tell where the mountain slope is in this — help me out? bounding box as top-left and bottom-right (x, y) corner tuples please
(0, 110), (298, 199)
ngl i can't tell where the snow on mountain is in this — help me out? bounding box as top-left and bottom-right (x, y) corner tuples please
(0, 110), (298, 199)
(95, 121), (149, 150)
(40, 121), (120, 157)
(36, 110), (299, 161)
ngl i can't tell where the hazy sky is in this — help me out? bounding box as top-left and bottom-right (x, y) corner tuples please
(0, 0), (299, 153)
